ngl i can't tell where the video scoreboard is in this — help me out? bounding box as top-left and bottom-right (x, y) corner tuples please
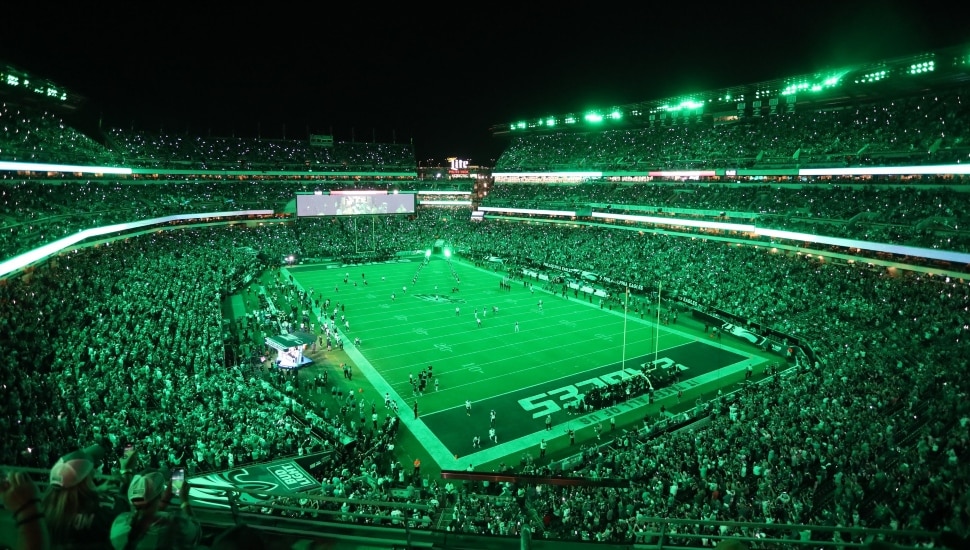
(296, 190), (415, 217)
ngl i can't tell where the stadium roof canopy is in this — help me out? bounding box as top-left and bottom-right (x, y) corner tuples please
(0, 60), (86, 112)
(492, 41), (970, 136)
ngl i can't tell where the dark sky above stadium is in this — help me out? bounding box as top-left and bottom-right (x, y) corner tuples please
(1, 2), (965, 167)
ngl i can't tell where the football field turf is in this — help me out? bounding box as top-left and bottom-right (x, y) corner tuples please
(285, 256), (766, 472)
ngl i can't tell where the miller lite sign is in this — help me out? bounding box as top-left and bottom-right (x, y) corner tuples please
(448, 157), (470, 176)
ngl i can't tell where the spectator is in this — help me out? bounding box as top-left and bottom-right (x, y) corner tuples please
(1, 470), (50, 550)
(43, 446), (128, 549)
(109, 470), (199, 550)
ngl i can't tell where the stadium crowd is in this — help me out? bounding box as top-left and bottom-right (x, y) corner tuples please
(3, 175), (969, 266)
(479, 180), (970, 253)
(3, 85), (970, 260)
(494, 85), (970, 172)
(2, 210), (969, 548)
(104, 128), (416, 172)
(3, 91), (970, 548)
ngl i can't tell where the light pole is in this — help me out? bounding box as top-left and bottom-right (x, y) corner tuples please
(654, 281), (662, 365)
(621, 286), (629, 370)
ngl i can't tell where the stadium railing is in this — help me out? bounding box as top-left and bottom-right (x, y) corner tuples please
(0, 467), (947, 550)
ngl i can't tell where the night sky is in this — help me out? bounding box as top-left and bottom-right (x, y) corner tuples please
(1, 2), (964, 166)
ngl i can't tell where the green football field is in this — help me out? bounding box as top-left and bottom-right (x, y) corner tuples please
(285, 255), (765, 473)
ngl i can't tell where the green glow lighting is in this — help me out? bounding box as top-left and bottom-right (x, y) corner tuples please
(908, 61), (935, 75)
(0, 161), (131, 175)
(782, 82), (811, 95)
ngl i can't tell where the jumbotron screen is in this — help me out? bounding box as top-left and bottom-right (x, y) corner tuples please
(296, 191), (415, 217)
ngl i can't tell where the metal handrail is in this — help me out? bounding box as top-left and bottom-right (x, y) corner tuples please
(3, 466), (945, 549)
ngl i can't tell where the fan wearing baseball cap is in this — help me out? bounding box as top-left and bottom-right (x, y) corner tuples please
(43, 445), (129, 549)
(109, 469), (199, 550)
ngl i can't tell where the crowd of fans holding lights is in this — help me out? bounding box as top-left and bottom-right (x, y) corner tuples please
(1, 94), (970, 548)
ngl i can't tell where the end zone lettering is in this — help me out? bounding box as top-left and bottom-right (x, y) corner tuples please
(517, 367), (647, 419)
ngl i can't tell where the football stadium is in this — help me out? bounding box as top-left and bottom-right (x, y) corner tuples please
(2, 42), (970, 550)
